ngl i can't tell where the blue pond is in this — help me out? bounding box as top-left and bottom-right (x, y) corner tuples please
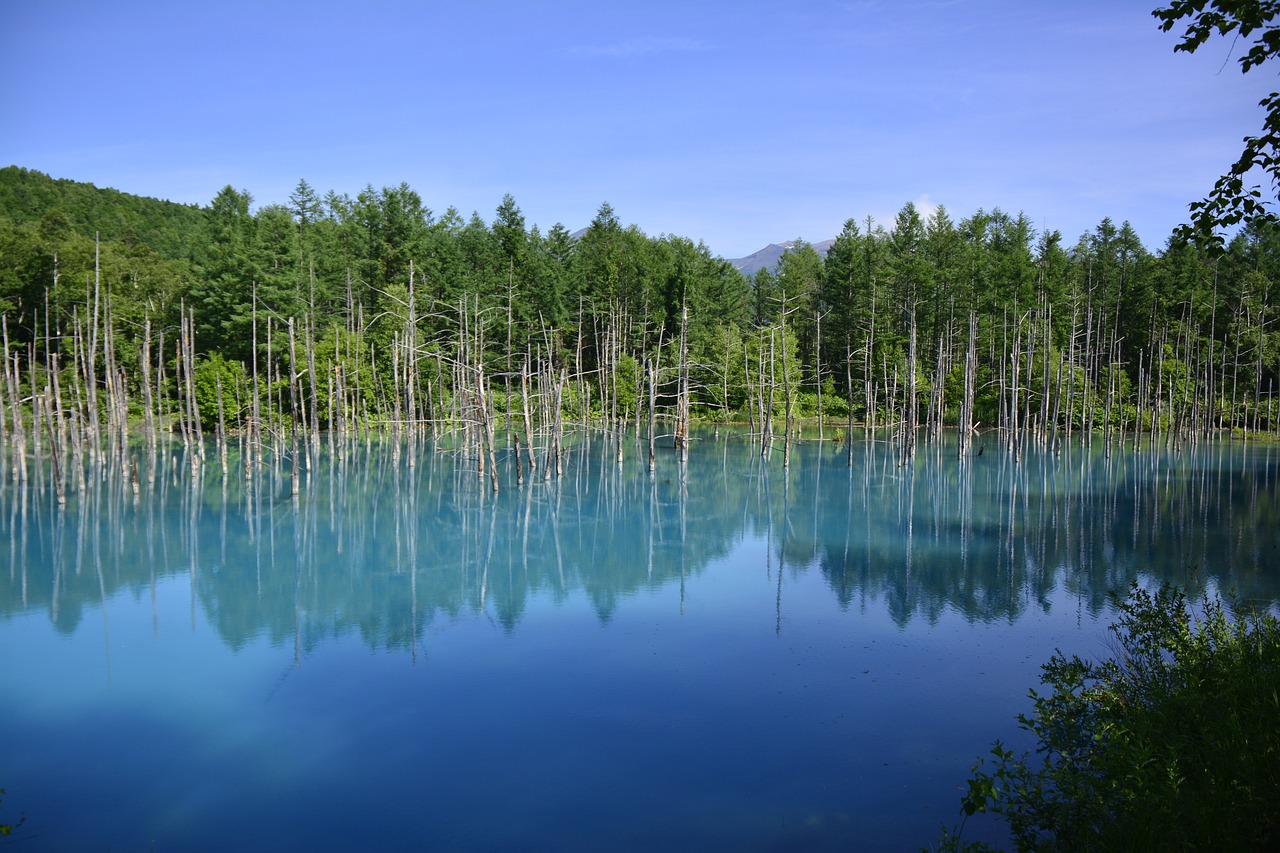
(1, 431), (1277, 851)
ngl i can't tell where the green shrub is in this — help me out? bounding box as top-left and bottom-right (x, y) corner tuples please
(192, 352), (246, 431)
(938, 583), (1280, 852)
(0, 789), (22, 837)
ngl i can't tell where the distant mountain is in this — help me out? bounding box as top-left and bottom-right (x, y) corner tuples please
(558, 229), (833, 279)
(728, 239), (834, 277)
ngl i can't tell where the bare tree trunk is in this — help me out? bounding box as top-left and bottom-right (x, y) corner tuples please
(781, 296), (793, 468)
(959, 311), (977, 462)
(648, 357), (658, 473)
(903, 308), (917, 464)
(522, 356), (537, 473)
(846, 337), (855, 466)
(815, 310), (824, 442)
(216, 372), (228, 476)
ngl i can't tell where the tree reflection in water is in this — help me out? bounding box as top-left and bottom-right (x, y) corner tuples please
(2, 429), (1277, 653)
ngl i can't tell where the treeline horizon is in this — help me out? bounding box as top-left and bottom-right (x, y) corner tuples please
(1, 164), (1277, 463)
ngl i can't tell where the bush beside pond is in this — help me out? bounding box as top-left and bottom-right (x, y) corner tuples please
(937, 583), (1280, 852)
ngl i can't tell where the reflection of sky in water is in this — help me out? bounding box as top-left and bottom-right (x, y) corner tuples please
(1, 433), (1277, 851)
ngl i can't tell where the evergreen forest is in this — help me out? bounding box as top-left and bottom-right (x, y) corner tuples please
(2, 164), (1277, 497)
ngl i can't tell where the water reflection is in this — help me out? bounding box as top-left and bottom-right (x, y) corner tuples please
(3, 431), (1277, 651)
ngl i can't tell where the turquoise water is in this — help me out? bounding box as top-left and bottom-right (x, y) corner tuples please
(2, 431), (1277, 851)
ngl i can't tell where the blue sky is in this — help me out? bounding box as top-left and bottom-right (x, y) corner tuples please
(1, 1), (1273, 259)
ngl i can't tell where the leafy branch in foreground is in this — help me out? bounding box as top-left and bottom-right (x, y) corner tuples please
(1154, 1), (1280, 249)
(936, 583), (1280, 852)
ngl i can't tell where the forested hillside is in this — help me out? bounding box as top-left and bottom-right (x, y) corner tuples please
(0, 165), (1276, 487)
(0, 166), (204, 257)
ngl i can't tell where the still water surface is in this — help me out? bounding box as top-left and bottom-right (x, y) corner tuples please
(2, 432), (1278, 851)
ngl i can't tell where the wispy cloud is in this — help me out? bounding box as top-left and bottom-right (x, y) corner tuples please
(570, 37), (712, 58)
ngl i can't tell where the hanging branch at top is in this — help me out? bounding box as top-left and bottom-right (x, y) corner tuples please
(1155, 0), (1280, 249)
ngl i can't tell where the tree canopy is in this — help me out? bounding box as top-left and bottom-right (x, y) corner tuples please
(1, 165), (1277, 439)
